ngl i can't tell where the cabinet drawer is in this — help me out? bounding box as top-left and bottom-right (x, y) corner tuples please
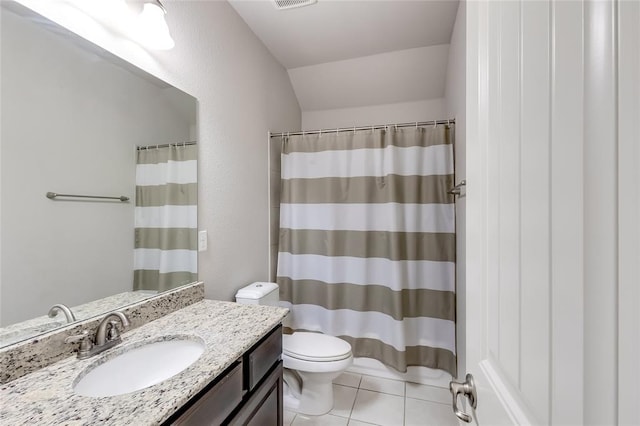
(229, 361), (283, 426)
(246, 382), (278, 426)
(171, 361), (243, 426)
(245, 325), (282, 391)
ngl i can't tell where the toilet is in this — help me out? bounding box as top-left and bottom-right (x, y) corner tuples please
(236, 282), (353, 416)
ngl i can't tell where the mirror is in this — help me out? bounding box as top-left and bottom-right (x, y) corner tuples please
(0, 3), (198, 347)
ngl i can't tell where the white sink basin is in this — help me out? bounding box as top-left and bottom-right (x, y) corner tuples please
(73, 337), (205, 397)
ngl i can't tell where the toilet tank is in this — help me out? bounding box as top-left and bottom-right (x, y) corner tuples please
(235, 282), (280, 306)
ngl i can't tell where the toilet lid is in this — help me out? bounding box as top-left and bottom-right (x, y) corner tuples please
(283, 332), (352, 362)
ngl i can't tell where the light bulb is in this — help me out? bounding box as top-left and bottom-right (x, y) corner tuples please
(136, 2), (175, 50)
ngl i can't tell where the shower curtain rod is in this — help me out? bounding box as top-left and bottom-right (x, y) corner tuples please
(136, 141), (197, 150)
(269, 119), (455, 138)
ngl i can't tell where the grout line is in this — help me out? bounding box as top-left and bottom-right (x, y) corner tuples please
(405, 395), (451, 406)
(403, 381), (407, 424)
(358, 389), (406, 398)
(347, 387), (360, 423)
(403, 384), (407, 426)
(336, 375), (456, 425)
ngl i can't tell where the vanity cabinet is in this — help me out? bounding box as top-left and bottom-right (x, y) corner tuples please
(170, 362), (244, 425)
(165, 325), (283, 426)
(229, 362), (283, 426)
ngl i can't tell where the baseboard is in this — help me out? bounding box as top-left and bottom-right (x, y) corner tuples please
(346, 357), (453, 389)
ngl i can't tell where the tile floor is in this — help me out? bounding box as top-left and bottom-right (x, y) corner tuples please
(284, 372), (460, 426)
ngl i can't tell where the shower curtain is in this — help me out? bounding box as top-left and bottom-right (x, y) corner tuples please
(133, 144), (198, 292)
(277, 125), (456, 375)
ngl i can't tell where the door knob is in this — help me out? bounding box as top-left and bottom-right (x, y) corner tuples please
(449, 373), (477, 423)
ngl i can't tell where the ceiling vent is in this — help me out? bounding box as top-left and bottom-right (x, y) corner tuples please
(272, 0), (317, 10)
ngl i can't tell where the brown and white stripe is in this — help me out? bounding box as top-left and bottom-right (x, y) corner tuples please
(134, 144), (198, 292)
(277, 125), (456, 375)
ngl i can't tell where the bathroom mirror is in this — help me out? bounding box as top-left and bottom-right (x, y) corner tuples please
(0, 3), (198, 347)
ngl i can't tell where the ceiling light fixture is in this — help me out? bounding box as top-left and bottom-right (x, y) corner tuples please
(272, 0), (317, 11)
(136, 0), (174, 50)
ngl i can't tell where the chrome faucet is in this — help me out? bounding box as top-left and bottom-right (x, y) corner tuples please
(95, 311), (130, 347)
(65, 311), (130, 359)
(48, 304), (76, 323)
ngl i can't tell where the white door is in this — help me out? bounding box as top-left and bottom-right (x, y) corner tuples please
(462, 1), (549, 423)
(460, 1), (639, 425)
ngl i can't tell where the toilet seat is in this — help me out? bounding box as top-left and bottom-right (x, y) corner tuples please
(283, 332), (352, 362)
(282, 352), (353, 374)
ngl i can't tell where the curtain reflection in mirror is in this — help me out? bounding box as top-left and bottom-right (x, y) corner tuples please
(134, 144), (198, 292)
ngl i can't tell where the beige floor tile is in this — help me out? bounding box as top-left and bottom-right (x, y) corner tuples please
(284, 409), (297, 426)
(334, 372), (362, 388)
(329, 384), (358, 418)
(404, 397), (459, 426)
(350, 389), (404, 426)
(292, 413), (349, 426)
(347, 420), (382, 426)
(405, 382), (451, 404)
(359, 375), (405, 396)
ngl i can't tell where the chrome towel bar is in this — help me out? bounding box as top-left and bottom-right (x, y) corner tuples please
(46, 192), (130, 202)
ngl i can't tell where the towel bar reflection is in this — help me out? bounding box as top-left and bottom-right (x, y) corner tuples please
(448, 180), (466, 196)
(46, 192), (129, 202)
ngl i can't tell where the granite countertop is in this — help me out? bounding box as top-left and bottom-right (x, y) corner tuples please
(0, 291), (157, 347)
(0, 300), (288, 425)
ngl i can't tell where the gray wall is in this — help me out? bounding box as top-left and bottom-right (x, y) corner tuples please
(443, 0), (466, 380)
(0, 9), (192, 325)
(164, 2), (302, 302)
(301, 99), (446, 130)
(11, 1), (302, 303)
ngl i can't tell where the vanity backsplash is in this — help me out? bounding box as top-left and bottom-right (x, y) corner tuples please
(0, 282), (204, 383)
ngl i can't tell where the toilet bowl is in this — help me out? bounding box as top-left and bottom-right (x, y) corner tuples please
(281, 332), (353, 415)
(235, 282), (353, 415)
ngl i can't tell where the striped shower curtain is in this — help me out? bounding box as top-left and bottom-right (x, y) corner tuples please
(133, 144), (198, 292)
(277, 125), (456, 375)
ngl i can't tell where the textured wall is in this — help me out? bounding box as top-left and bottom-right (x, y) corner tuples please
(0, 9), (191, 325)
(289, 45), (450, 111)
(301, 99), (446, 131)
(9, 1), (302, 303)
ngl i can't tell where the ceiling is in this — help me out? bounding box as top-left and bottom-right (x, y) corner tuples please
(228, 0), (460, 111)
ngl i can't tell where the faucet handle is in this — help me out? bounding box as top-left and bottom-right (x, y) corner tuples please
(65, 330), (93, 358)
(64, 330), (89, 343)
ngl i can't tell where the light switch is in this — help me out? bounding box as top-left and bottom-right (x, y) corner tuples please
(198, 230), (208, 252)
